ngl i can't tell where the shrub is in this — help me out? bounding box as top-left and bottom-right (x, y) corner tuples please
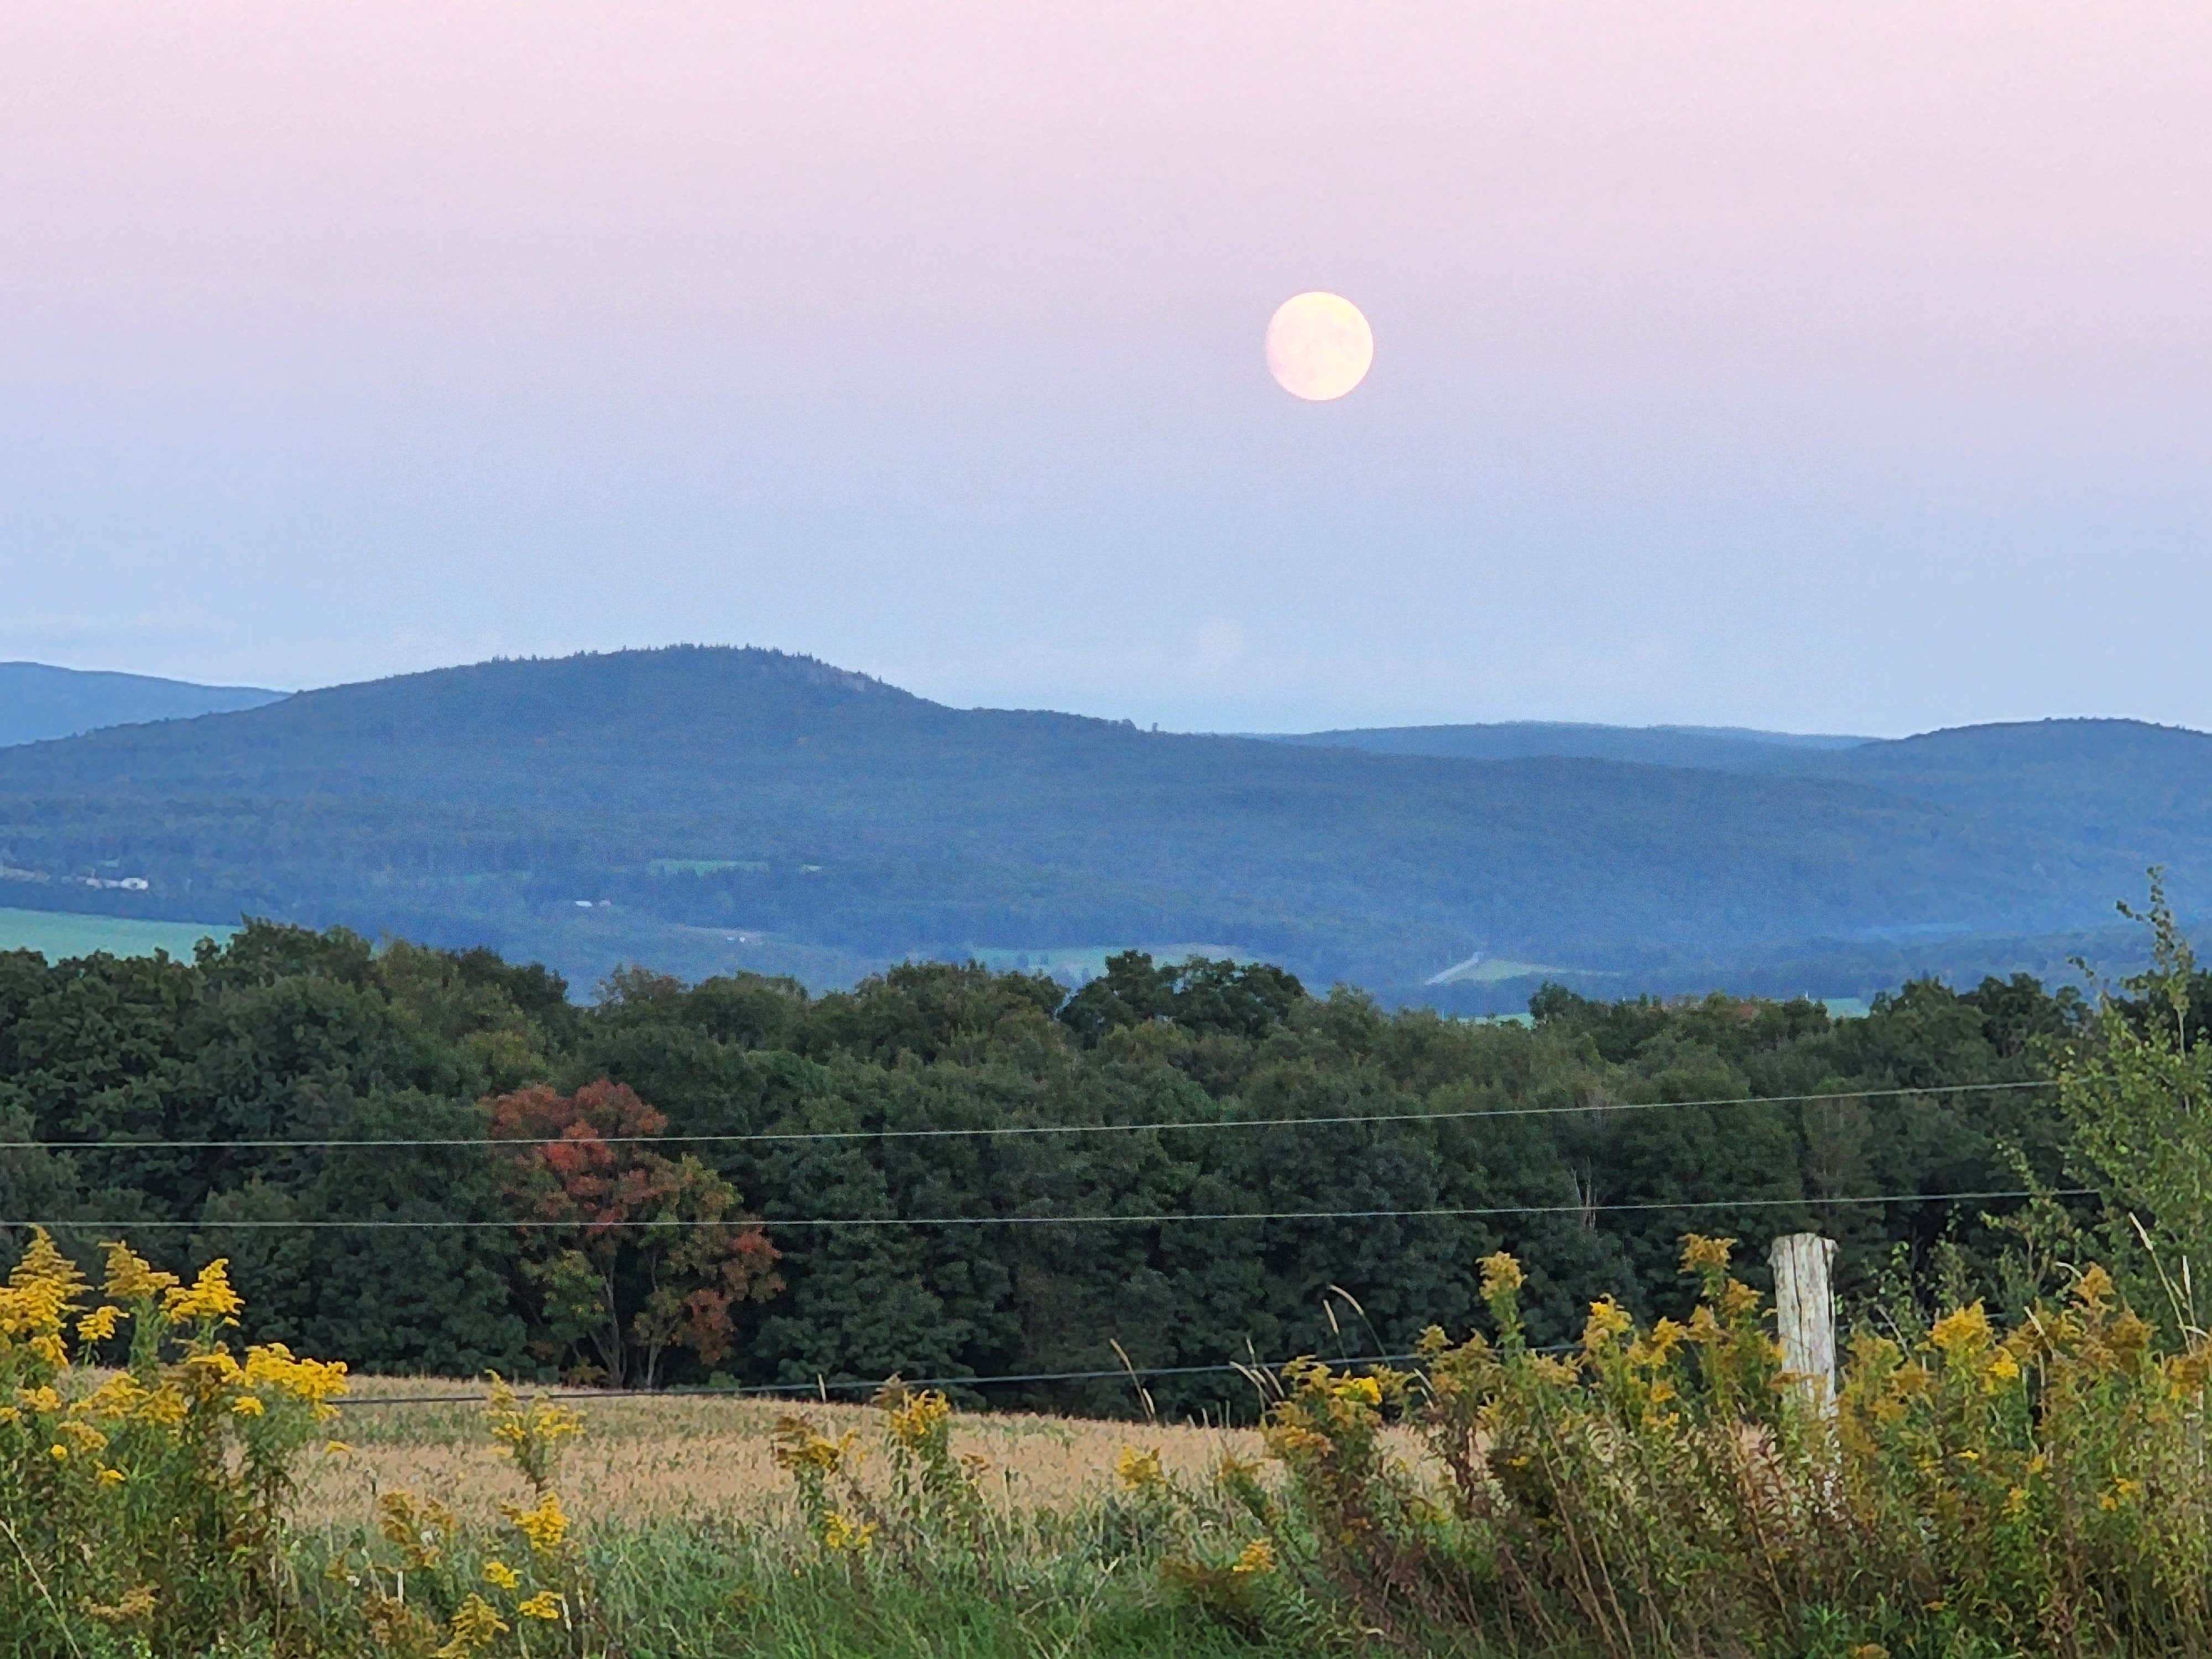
(1244, 1237), (2212, 1657)
(0, 1229), (347, 1655)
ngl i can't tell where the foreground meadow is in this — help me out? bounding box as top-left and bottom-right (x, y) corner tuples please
(14, 1226), (2212, 1659)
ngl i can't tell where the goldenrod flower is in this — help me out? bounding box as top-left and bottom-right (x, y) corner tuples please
(1115, 1446), (1164, 1490)
(1231, 1537), (1276, 1575)
(1929, 1303), (1994, 1358)
(2073, 1264), (2117, 1310)
(1582, 1297), (1633, 1353)
(434, 1594), (509, 1657)
(164, 1259), (243, 1324)
(1679, 1234), (1736, 1274)
(100, 1240), (178, 1305)
(517, 1591), (564, 1620)
(502, 1491), (570, 1554)
(84, 1585), (156, 1624)
(885, 1389), (951, 1448)
(482, 1559), (521, 1591)
(1478, 1251), (1524, 1298)
(98, 1467), (125, 1487)
(76, 1305), (123, 1345)
(1334, 1375), (1383, 1407)
(820, 1510), (876, 1552)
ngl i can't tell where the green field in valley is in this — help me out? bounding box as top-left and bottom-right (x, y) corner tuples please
(0, 906), (238, 962)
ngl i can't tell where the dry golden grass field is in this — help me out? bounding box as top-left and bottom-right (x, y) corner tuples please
(300, 1379), (1272, 1532)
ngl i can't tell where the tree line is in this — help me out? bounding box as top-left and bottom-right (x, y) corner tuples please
(0, 922), (2106, 1416)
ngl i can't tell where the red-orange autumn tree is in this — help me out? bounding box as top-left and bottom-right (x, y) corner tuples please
(486, 1080), (781, 1386)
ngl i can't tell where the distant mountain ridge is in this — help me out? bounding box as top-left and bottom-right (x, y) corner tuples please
(0, 662), (287, 748)
(0, 646), (2203, 1003)
(1274, 721), (1872, 773)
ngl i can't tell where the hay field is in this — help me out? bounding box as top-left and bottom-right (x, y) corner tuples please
(302, 1379), (1268, 1532)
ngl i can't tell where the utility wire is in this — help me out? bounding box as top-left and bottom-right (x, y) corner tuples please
(0, 1079), (2058, 1154)
(333, 1351), (1448, 1407)
(3, 1186), (2089, 1233)
(336, 1340), (1596, 1407)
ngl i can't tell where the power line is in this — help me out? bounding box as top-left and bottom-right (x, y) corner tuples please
(3, 1186), (2088, 1233)
(333, 1352), (1446, 1407)
(0, 1079), (2058, 1154)
(335, 1340), (1594, 1406)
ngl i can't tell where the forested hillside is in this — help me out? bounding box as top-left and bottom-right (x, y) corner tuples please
(0, 646), (2205, 1000)
(1276, 721), (1870, 770)
(0, 923), (2091, 1415)
(0, 662), (286, 747)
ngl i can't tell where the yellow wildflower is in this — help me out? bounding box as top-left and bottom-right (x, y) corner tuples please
(1334, 1374), (1383, 1407)
(137, 1384), (189, 1428)
(2073, 1264), (2116, 1310)
(76, 1305), (123, 1345)
(84, 1585), (156, 1624)
(1981, 1348), (2021, 1392)
(1231, 1537), (1277, 1575)
(1478, 1251), (1525, 1298)
(517, 1592), (564, 1621)
(1679, 1234), (1736, 1274)
(820, 1510), (876, 1552)
(2, 1230), (86, 1348)
(503, 1491), (570, 1555)
(1929, 1303), (1993, 1358)
(771, 1417), (857, 1473)
(1582, 1297), (1633, 1353)
(100, 1240), (179, 1305)
(231, 1395), (266, 1418)
(164, 1259), (243, 1324)
(56, 1419), (106, 1454)
(482, 1559), (521, 1591)
(434, 1594), (509, 1657)
(884, 1388), (951, 1448)
(48, 1444), (67, 1461)
(98, 1467), (125, 1487)
(1116, 1446), (1165, 1490)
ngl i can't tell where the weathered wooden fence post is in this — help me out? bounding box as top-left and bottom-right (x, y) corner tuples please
(1769, 1233), (1839, 1414)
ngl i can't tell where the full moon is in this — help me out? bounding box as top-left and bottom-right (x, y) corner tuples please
(1265, 291), (1374, 401)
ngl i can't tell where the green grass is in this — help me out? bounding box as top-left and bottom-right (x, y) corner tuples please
(285, 1522), (1311, 1659)
(0, 905), (237, 962)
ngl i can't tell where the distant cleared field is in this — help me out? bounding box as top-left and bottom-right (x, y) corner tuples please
(0, 906), (237, 961)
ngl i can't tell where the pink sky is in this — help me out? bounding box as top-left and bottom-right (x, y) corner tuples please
(5, 3), (2211, 731)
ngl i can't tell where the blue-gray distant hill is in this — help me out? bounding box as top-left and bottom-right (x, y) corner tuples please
(0, 646), (2201, 1001)
(1275, 722), (1870, 771)
(0, 662), (287, 748)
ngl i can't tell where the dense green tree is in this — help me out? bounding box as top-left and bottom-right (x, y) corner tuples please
(0, 924), (2121, 1414)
